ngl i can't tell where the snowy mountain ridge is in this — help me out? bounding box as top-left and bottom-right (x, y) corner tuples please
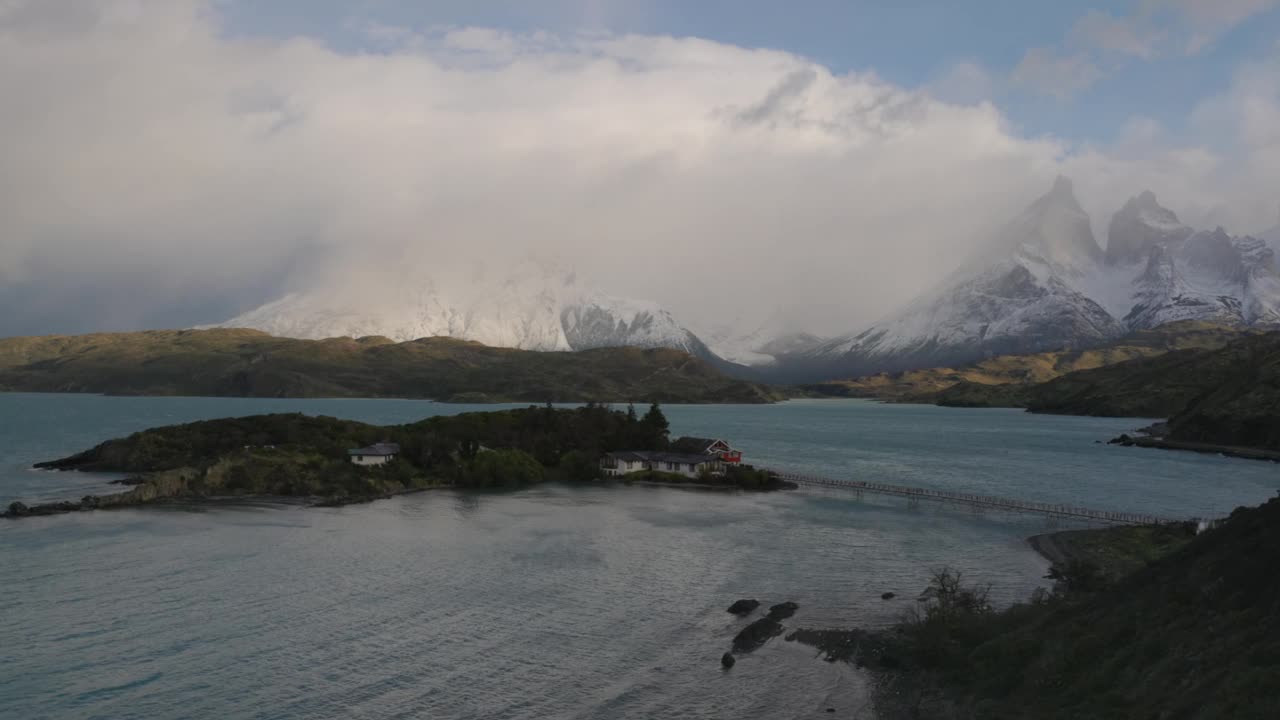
(800, 178), (1280, 378)
(213, 261), (717, 361)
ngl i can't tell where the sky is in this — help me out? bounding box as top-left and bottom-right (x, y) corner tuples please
(1, 0), (1279, 338)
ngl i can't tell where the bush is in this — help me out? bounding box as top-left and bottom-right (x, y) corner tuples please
(557, 450), (602, 482)
(454, 449), (546, 488)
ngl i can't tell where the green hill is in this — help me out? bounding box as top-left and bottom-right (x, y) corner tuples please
(1029, 331), (1280, 452)
(0, 328), (779, 403)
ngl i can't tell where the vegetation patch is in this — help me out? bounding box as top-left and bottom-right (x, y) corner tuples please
(0, 328), (781, 403)
(11, 404), (788, 517)
(794, 498), (1280, 719)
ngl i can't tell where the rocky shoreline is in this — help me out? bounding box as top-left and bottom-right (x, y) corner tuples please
(1108, 432), (1280, 462)
(2, 486), (440, 519)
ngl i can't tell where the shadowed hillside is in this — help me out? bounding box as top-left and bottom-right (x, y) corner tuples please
(806, 321), (1250, 405)
(1029, 331), (1280, 451)
(798, 496), (1280, 719)
(0, 329), (780, 404)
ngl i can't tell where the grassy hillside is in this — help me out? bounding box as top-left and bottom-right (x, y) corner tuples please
(798, 497), (1280, 719)
(0, 328), (780, 403)
(1043, 331), (1280, 451)
(1163, 335), (1280, 450)
(806, 321), (1249, 406)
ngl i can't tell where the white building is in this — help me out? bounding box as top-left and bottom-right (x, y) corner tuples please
(348, 442), (401, 466)
(600, 451), (721, 479)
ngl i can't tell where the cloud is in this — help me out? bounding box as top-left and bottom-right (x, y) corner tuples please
(1070, 0), (1279, 59)
(1164, 0), (1280, 53)
(1020, 0), (1280, 101)
(927, 61), (997, 105)
(1011, 49), (1102, 100)
(1188, 49), (1280, 227)
(1072, 10), (1160, 59)
(0, 0), (1275, 339)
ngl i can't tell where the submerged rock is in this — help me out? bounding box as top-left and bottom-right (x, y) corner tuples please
(727, 598), (760, 615)
(732, 617), (785, 653)
(720, 652), (736, 668)
(881, 592), (896, 600)
(767, 601), (799, 620)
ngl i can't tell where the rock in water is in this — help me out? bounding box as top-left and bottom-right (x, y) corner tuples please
(720, 652), (736, 668)
(732, 618), (785, 653)
(727, 599), (760, 615)
(881, 592), (896, 600)
(6, 501), (29, 517)
(767, 601), (799, 620)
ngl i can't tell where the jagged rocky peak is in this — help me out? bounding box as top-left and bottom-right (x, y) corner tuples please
(1181, 227), (1245, 282)
(790, 177), (1280, 381)
(1105, 190), (1193, 266)
(1009, 175), (1103, 274)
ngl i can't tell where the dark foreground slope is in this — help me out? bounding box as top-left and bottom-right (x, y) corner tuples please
(1024, 331), (1280, 452)
(0, 329), (779, 403)
(799, 497), (1280, 719)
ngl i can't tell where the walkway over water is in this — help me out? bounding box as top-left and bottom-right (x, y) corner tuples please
(771, 470), (1187, 526)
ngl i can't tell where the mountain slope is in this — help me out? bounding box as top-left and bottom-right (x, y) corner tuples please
(0, 329), (779, 403)
(790, 180), (1280, 380)
(1021, 331), (1280, 448)
(215, 261), (723, 364)
(807, 321), (1249, 404)
(800, 177), (1125, 378)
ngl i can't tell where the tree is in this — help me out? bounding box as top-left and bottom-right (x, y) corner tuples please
(559, 450), (601, 481)
(640, 402), (670, 449)
(455, 449), (545, 488)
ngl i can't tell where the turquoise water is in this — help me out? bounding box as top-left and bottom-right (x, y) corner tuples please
(2, 394), (1277, 719)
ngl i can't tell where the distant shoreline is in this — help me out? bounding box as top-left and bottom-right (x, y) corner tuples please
(1108, 434), (1280, 463)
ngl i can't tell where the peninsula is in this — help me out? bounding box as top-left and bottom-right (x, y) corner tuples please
(809, 323), (1280, 458)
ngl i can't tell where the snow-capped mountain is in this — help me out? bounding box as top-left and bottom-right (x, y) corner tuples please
(213, 260), (719, 360)
(694, 314), (828, 367)
(797, 178), (1280, 379)
(1262, 222), (1280, 252)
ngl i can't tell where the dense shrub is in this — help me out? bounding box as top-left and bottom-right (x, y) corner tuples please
(454, 449), (546, 488)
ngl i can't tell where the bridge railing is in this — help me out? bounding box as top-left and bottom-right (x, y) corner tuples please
(768, 469), (1188, 526)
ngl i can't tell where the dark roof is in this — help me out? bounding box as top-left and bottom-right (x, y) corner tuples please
(671, 437), (730, 453)
(604, 451), (718, 465)
(605, 451), (651, 463)
(348, 442), (401, 456)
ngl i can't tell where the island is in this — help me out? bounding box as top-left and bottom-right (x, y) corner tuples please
(4, 404), (790, 519)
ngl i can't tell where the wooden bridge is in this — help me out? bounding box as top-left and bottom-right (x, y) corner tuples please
(770, 470), (1184, 526)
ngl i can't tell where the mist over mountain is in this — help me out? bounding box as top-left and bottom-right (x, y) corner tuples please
(214, 259), (723, 363)
(212, 177), (1280, 378)
(786, 178), (1280, 380)
(3, 2), (1280, 344)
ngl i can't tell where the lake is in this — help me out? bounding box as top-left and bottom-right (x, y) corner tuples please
(2, 394), (1277, 719)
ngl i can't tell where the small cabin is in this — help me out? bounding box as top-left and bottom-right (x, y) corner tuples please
(670, 437), (743, 464)
(348, 442), (401, 467)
